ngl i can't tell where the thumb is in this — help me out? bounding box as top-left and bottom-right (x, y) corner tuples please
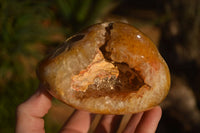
(16, 88), (52, 133)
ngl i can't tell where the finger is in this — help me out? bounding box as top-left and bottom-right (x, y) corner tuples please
(123, 112), (144, 133)
(16, 88), (52, 133)
(60, 110), (94, 133)
(135, 106), (162, 133)
(95, 115), (123, 133)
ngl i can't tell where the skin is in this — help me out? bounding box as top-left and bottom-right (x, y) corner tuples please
(16, 87), (162, 133)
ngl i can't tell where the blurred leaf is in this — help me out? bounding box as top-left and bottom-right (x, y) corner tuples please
(57, 0), (74, 19)
(76, 0), (92, 22)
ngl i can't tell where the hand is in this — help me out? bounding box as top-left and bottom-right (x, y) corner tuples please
(16, 88), (162, 133)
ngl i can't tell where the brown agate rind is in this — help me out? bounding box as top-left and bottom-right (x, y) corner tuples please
(37, 22), (170, 114)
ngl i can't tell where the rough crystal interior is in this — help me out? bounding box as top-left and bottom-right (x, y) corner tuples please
(71, 50), (119, 92)
(72, 23), (148, 99)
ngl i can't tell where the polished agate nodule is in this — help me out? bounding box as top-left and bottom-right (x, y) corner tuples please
(37, 22), (170, 114)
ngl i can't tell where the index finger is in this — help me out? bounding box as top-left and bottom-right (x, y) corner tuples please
(60, 110), (95, 133)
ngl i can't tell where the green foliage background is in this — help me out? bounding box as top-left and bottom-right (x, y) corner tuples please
(0, 0), (113, 132)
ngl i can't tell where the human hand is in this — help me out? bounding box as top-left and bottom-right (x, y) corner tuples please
(16, 88), (162, 133)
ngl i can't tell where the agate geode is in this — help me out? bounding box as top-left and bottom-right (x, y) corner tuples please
(37, 22), (170, 114)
